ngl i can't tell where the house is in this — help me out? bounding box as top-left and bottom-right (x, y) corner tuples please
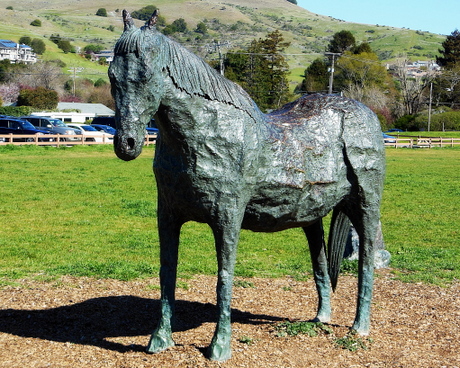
(32, 102), (114, 123)
(93, 50), (114, 64)
(0, 39), (37, 64)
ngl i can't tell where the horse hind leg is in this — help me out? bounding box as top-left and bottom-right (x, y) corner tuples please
(349, 205), (380, 335)
(344, 161), (384, 335)
(303, 220), (331, 323)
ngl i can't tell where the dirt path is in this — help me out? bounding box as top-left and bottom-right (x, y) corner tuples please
(1, 271), (459, 367)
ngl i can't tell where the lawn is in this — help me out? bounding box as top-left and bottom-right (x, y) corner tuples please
(0, 144), (458, 286)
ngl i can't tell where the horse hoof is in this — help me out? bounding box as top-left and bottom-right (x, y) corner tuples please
(207, 342), (231, 362)
(146, 333), (175, 354)
(351, 322), (370, 336)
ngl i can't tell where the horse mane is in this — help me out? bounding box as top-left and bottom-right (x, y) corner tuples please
(114, 27), (261, 121)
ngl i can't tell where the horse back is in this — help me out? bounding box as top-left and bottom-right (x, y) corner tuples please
(242, 94), (384, 232)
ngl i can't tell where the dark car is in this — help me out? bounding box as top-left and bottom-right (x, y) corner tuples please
(92, 116), (158, 130)
(382, 133), (397, 143)
(91, 116), (116, 128)
(0, 117), (53, 142)
(20, 115), (80, 141)
(91, 124), (117, 135)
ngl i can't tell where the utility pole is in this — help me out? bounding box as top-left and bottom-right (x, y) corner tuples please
(428, 82), (433, 132)
(67, 67), (83, 96)
(325, 52), (341, 94)
(206, 40), (231, 76)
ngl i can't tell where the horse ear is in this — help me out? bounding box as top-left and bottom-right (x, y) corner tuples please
(145, 9), (159, 29)
(123, 9), (135, 31)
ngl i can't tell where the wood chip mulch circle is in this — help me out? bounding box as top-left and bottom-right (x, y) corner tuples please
(1, 270), (459, 367)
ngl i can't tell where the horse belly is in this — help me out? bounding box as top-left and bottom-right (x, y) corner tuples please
(243, 179), (350, 232)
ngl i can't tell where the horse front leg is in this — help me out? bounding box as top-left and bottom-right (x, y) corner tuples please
(207, 205), (244, 362)
(303, 220), (331, 323)
(146, 209), (182, 354)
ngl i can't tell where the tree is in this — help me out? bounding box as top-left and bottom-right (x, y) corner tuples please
(31, 38), (46, 55)
(336, 51), (387, 89)
(132, 5), (159, 21)
(224, 30), (292, 111)
(19, 36), (32, 46)
(327, 30), (356, 54)
(0, 83), (20, 105)
(84, 44), (104, 54)
(195, 22), (207, 35)
(17, 87), (58, 110)
(432, 66), (460, 108)
(392, 58), (436, 116)
(58, 40), (73, 54)
(437, 29), (460, 69)
(12, 61), (63, 90)
(96, 8), (107, 17)
(296, 58), (329, 93)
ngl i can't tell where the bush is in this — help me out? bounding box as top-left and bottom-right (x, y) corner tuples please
(131, 5), (158, 21)
(430, 111), (460, 130)
(31, 38), (46, 55)
(58, 40), (73, 54)
(30, 19), (42, 27)
(17, 87), (58, 110)
(19, 36), (31, 45)
(96, 8), (107, 17)
(0, 106), (32, 116)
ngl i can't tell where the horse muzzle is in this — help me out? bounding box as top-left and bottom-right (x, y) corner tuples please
(113, 133), (143, 161)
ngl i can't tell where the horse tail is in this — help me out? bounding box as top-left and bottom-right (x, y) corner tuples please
(327, 208), (351, 291)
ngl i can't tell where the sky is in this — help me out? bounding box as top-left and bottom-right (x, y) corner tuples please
(296, 0), (459, 36)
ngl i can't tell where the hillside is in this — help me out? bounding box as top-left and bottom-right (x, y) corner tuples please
(0, 0), (447, 86)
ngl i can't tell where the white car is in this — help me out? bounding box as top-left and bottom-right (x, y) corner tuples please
(66, 123), (113, 143)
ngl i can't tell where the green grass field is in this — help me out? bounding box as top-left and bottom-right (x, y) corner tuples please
(0, 143), (459, 287)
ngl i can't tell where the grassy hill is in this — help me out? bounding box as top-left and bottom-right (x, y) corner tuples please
(0, 0), (447, 86)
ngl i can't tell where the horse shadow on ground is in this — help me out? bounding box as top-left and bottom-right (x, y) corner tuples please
(0, 296), (284, 353)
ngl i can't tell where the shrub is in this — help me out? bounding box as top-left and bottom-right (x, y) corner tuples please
(19, 36), (32, 45)
(58, 40), (73, 54)
(0, 106), (32, 116)
(17, 87), (58, 110)
(96, 8), (107, 17)
(30, 19), (42, 27)
(131, 5), (158, 21)
(31, 38), (46, 55)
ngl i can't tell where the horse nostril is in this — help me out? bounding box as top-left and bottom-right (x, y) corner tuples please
(127, 137), (135, 150)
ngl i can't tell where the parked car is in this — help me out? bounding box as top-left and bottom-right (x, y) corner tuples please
(91, 124), (117, 135)
(0, 117), (54, 142)
(146, 127), (159, 135)
(382, 133), (397, 143)
(91, 116), (116, 128)
(20, 116), (80, 141)
(66, 123), (113, 143)
(385, 128), (404, 133)
(92, 116), (158, 132)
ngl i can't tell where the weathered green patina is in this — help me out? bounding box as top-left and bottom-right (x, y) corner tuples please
(109, 9), (385, 362)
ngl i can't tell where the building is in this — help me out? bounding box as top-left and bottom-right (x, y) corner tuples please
(32, 102), (114, 123)
(0, 39), (37, 64)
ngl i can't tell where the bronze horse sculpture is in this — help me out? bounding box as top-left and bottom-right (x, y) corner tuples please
(110, 9), (385, 361)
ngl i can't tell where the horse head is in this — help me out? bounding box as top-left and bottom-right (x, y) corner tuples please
(109, 9), (164, 161)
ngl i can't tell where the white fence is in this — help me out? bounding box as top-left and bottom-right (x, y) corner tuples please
(385, 136), (460, 148)
(0, 133), (157, 146)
